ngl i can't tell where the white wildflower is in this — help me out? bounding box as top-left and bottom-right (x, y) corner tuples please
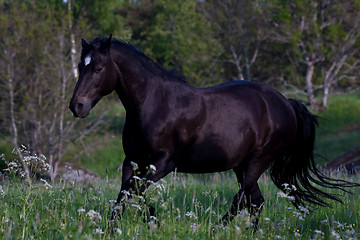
(112, 206), (122, 211)
(263, 217), (270, 221)
(114, 228), (122, 235)
(190, 223), (201, 233)
(109, 200), (117, 204)
(275, 235), (282, 239)
(149, 164), (156, 172)
(185, 211), (198, 220)
(77, 208), (86, 214)
(121, 190), (131, 196)
(331, 230), (341, 240)
(277, 191), (295, 201)
(130, 161), (138, 170)
(86, 210), (102, 221)
(40, 178), (52, 189)
(94, 227), (104, 234)
(293, 211), (305, 221)
(0, 185), (5, 198)
(333, 220), (344, 228)
(320, 219), (328, 224)
(298, 206), (309, 215)
(133, 176), (141, 181)
(314, 230), (324, 235)
(150, 216), (158, 222)
(131, 204), (142, 211)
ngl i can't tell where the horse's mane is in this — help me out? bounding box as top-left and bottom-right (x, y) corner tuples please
(86, 37), (187, 83)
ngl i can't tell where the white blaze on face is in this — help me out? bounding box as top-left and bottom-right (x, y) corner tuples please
(84, 54), (91, 66)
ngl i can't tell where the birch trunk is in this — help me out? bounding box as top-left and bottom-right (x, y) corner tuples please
(6, 50), (31, 181)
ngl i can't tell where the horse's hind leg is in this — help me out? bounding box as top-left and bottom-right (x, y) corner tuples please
(221, 154), (273, 230)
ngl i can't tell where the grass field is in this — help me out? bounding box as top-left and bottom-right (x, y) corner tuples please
(1, 171), (359, 239)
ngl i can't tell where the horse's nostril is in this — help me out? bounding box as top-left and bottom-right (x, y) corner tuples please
(77, 103), (83, 112)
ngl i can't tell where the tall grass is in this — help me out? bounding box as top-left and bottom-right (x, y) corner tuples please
(1, 171), (359, 239)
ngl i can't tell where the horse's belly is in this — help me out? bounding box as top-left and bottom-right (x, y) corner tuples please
(175, 142), (248, 174)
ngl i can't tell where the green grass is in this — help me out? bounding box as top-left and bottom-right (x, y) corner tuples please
(314, 92), (360, 164)
(1, 172), (359, 239)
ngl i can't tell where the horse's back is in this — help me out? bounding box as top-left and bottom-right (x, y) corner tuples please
(177, 81), (297, 173)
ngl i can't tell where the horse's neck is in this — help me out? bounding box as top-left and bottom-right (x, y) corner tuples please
(113, 50), (163, 113)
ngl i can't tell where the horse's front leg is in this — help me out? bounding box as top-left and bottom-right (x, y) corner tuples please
(113, 152), (175, 221)
(111, 158), (134, 220)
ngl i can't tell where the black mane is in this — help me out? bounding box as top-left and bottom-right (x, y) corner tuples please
(85, 37), (186, 83)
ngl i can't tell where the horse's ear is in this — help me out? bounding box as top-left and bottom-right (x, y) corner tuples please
(81, 38), (90, 50)
(101, 34), (112, 55)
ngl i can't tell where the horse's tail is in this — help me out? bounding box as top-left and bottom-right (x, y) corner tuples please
(270, 99), (359, 208)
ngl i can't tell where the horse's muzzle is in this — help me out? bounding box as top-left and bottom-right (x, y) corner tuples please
(69, 97), (91, 118)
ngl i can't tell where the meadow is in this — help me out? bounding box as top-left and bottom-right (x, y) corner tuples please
(0, 170), (359, 240)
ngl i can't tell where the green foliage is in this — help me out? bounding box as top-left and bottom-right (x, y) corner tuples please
(121, 0), (223, 86)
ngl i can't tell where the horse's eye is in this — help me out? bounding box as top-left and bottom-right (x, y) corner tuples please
(95, 67), (103, 73)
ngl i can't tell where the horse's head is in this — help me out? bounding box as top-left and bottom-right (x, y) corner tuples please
(69, 35), (118, 118)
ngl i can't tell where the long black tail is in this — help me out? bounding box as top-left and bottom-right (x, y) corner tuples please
(270, 99), (359, 208)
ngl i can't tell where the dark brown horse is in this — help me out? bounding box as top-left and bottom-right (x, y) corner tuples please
(69, 35), (358, 227)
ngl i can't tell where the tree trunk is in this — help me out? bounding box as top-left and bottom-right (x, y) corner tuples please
(6, 50), (31, 181)
(304, 62), (318, 110)
(68, 0), (78, 79)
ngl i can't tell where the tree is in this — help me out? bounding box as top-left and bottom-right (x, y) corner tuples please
(0, 0), (112, 180)
(199, 0), (270, 81)
(269, 0), (360, 110)
(119, 0), (223, 86)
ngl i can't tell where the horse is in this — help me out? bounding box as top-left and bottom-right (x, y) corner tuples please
(69, 35), (358, 228)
